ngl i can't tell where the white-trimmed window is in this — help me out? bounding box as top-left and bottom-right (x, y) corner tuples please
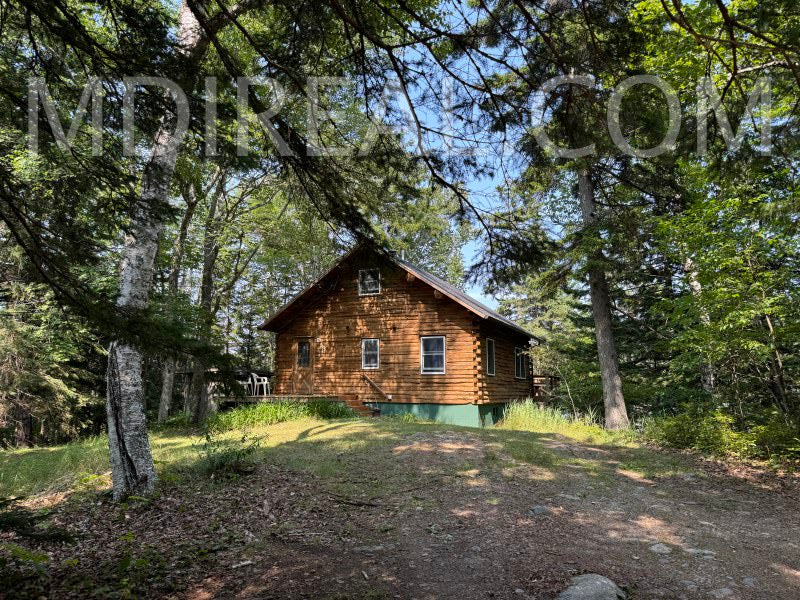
(486, 338), (496, 376)
(514, 347), (528, 379)
(362, 338), (380, 369)
(420, 335), (445, 374)
(358, 268), (380, 296)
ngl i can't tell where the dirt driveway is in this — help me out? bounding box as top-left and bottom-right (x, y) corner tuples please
(5, 420), (800, 599)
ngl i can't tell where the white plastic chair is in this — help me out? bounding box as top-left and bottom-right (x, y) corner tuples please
(251, 374), (270, 396)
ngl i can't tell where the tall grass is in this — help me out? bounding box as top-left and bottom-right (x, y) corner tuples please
(0, 436), (109, 498)
(498, 399), (633, 445)
(206, 399), (355, 432)
(0, 400), (355, 498)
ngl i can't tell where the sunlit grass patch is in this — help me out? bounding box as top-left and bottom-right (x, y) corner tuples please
(498, 400), (636, 445)
(0, 404), (697, 502)
(207, 399), (355, 432)
(498, 434), (559, 469)
(0, 436), (109, 498)
(614, 450), (694, 479)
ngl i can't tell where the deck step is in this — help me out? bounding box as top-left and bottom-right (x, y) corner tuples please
(340, 394), (374, 417)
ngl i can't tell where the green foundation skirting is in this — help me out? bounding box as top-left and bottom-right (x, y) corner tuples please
(369, 402), (507, 428)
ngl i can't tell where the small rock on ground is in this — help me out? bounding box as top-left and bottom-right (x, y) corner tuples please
(557, 574), (626, 600)
(529, 505), (552, 516)
(649, 543), (672, 555)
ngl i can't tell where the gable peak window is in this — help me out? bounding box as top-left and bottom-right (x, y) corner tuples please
(514, 347), (528, 379)
(362, 338), (380, 369)
(358, 268), (380, 296)
(421, 335), (446, 374)
(486, 338), (496, 376)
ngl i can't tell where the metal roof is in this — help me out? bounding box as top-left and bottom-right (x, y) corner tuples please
(260, 247), (536, 340)
(392, 255), (535, 339)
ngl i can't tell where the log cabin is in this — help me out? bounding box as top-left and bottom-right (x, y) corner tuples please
(260, 245), (539, 427)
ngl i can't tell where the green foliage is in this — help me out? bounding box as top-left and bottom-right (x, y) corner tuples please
(643, 409), (800, 463)
(206, 400), (355, 433)
(750, 421), (800, 462)
(192, 430), (263, 476)
(642, 410), (757, 458)
(0, 541), (51, 597)
(150, 413), (194, 432)
(0, 280), (105, 447)
(393, 412), (424, 424)
(499, 400), (633, 445)
(304, 399), (357, 420)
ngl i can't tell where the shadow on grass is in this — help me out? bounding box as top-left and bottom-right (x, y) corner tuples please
(4, 416), (800, 599)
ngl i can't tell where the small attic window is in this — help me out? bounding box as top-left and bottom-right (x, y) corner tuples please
(358, 268), (380, 296)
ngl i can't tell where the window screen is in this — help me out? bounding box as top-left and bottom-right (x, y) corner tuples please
(362, 338), (380, 369)
(486, 338), (496, 376)
(358, 268), (380, 295)
(515, 347), (527, 379)
(421, 336), (445, 374)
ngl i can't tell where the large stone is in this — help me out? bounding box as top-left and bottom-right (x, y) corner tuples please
(557, 574), (626, 600)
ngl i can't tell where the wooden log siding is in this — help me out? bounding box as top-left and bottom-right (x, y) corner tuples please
(273, 259), (477, 404)
(269, 248), (534, 406)
(478, 321), (532, 403)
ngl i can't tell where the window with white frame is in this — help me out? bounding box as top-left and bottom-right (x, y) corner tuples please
(486, 338), (496, 376)
(362, 338), (380, 369)
(514, 347), (528, 379)
(358, 268), (380, 295)
(420, 335), (445, 374)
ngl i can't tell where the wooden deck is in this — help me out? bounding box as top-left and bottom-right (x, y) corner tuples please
(216, 394), (342, 405)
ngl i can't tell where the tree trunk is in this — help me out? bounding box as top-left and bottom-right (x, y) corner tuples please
(682, 258), (715, 394)
(763, 314), (792, 420)
(157, 358), (176, 423)
(13, 401), (32, 448)
(578, 169), (630, 430)
(187, 172), (224, 424)
(106, 1), (207, 500)
(157, 182), (199, 423)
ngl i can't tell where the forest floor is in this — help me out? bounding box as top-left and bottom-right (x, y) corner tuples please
(2, 417), (800, 599)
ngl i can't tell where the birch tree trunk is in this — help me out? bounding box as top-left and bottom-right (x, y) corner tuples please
(106, 1), (207, 500)
(578, 169), (630, 430)
(683, 257), (715, 394)
(107, 179), (165, 499)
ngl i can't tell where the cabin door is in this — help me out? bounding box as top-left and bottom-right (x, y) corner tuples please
(292, 337), (314, 394)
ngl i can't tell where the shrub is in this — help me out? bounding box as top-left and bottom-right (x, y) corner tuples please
(206, 399), (355, 432)
(641, 410), (757, 458)
(383, 412), (423, 424)
(304, 399), (355, 420)
(192, 430), (262, 476)
(750, 418), (800, 463)
(151, 413), (193, 432)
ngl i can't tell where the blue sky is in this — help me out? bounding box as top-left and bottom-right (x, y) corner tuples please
(462, 238), (498, 309)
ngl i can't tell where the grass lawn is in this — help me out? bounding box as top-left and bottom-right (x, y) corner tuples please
(0, 409), (683, 500)
(2, 409), (799, 599)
